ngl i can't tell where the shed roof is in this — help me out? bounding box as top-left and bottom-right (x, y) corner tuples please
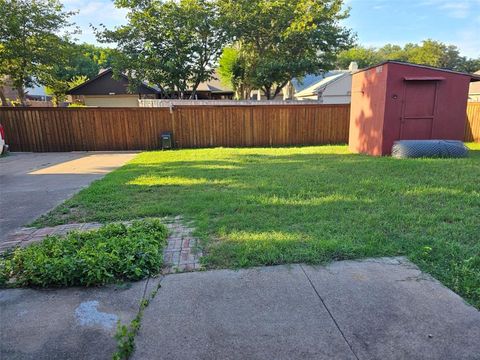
(354, 60), (480, 82)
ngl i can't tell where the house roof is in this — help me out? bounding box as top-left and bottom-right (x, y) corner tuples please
(68, 68), (234, 96)
(354, 60), (480, 82)
(189, 72), (234, 94)
(291, 74), (325, 92)
(67, 69), (160, 95)
(292, 70), (358, 93)
(294, 72), (349, 98)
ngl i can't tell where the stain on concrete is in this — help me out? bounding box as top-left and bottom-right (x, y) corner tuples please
(75, 300), (118, 329)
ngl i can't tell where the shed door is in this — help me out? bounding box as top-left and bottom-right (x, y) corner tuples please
(400, 80), (439, 140)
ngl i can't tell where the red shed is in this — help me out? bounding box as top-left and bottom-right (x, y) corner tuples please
(349, 61), (480, 156)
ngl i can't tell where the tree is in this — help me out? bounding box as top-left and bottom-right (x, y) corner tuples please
(218, 0), (353, 99)
(55, 43), (115, 80)
(456, 58), (480, 73)
(336, 46), (382, 69)
(404, 40), (461, 69)
(377, 44), (407, 62)
(336, 40), (480, 73)
(42, 43), (114, 105)
(45, 74), (88, 106)
(218, 46), (252, 100)
(98, 0), (229, 99)
(0, 0), (76, 106)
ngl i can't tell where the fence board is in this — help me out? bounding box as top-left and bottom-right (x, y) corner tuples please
(1, 103), (478, 152)
(465, 102), (480, 142)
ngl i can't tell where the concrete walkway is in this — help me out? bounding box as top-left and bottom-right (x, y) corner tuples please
(0, 277), (161, 360)
(1, 258), (479, 360)
(132, 258), (480, 360)
(0, 152), (137, 243)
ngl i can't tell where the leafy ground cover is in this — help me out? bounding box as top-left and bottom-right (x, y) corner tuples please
(33, 144), (480, 308)
(0, 219), (168, 287)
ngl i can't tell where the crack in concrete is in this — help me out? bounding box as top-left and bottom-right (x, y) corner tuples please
(395, 273), (434, 283)
(299, 264), (361, 360)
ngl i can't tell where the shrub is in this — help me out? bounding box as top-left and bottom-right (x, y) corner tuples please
(0, 219), (168, 288)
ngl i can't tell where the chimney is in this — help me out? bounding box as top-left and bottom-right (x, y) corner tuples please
(348, 62), (358, 72)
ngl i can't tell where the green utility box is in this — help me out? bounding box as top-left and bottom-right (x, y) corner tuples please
(161, 132), (173, 150)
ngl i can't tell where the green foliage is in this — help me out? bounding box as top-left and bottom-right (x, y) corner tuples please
(113, 319), (139, 360)
(61, 43), (115, 80)
(98, 0), (229, 99)
(218, 46), (251, 100)
(336, 46), (383, 69)
(405, 40), (460, 69)
(0, 219), (168, 288)
(34, 144), (480, 309)
(376, 44), (408, 62)
(0, 0), (77, 105)
(44, 67), (86, 106)
(44, 44), (114, 106)
(44, 74), (86, 104)
(218, 47), (238, 89)
(337, 40), (480, 72)
(68, 75), (88, 90)
(218, 0), (353, 99)
(457, 58), (480, 73)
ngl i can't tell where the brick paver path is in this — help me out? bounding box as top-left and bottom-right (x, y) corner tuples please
(1, 217), (202, 274)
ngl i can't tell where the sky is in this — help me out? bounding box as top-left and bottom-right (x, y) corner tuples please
(63, 0), (480, 58)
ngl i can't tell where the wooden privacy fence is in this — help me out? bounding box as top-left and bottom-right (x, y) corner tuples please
(465, 102), (480, 142)
(0, 104), (350, 152)
(1, 103), (479, 152)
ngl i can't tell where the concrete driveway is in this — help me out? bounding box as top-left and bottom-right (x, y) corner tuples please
(0, 152), (137, 243)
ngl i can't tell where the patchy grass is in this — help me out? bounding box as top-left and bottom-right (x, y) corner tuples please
(33, 144), (480, 308)
(1, 219), (168, 288)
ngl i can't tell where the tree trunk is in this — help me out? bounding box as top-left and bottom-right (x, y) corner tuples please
(0, 87), (9, 106)
(189, 82), (200, 100)
(263, 86), (272, 100)
(273, 81), (289, 99)
(16, 86), (27, 106)
(236, 84), (248, 100)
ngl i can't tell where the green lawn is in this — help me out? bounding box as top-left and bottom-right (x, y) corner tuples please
(34, 144), (480, 308)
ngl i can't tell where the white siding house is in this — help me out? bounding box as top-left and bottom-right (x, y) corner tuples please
(294, 62), (358, 104)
